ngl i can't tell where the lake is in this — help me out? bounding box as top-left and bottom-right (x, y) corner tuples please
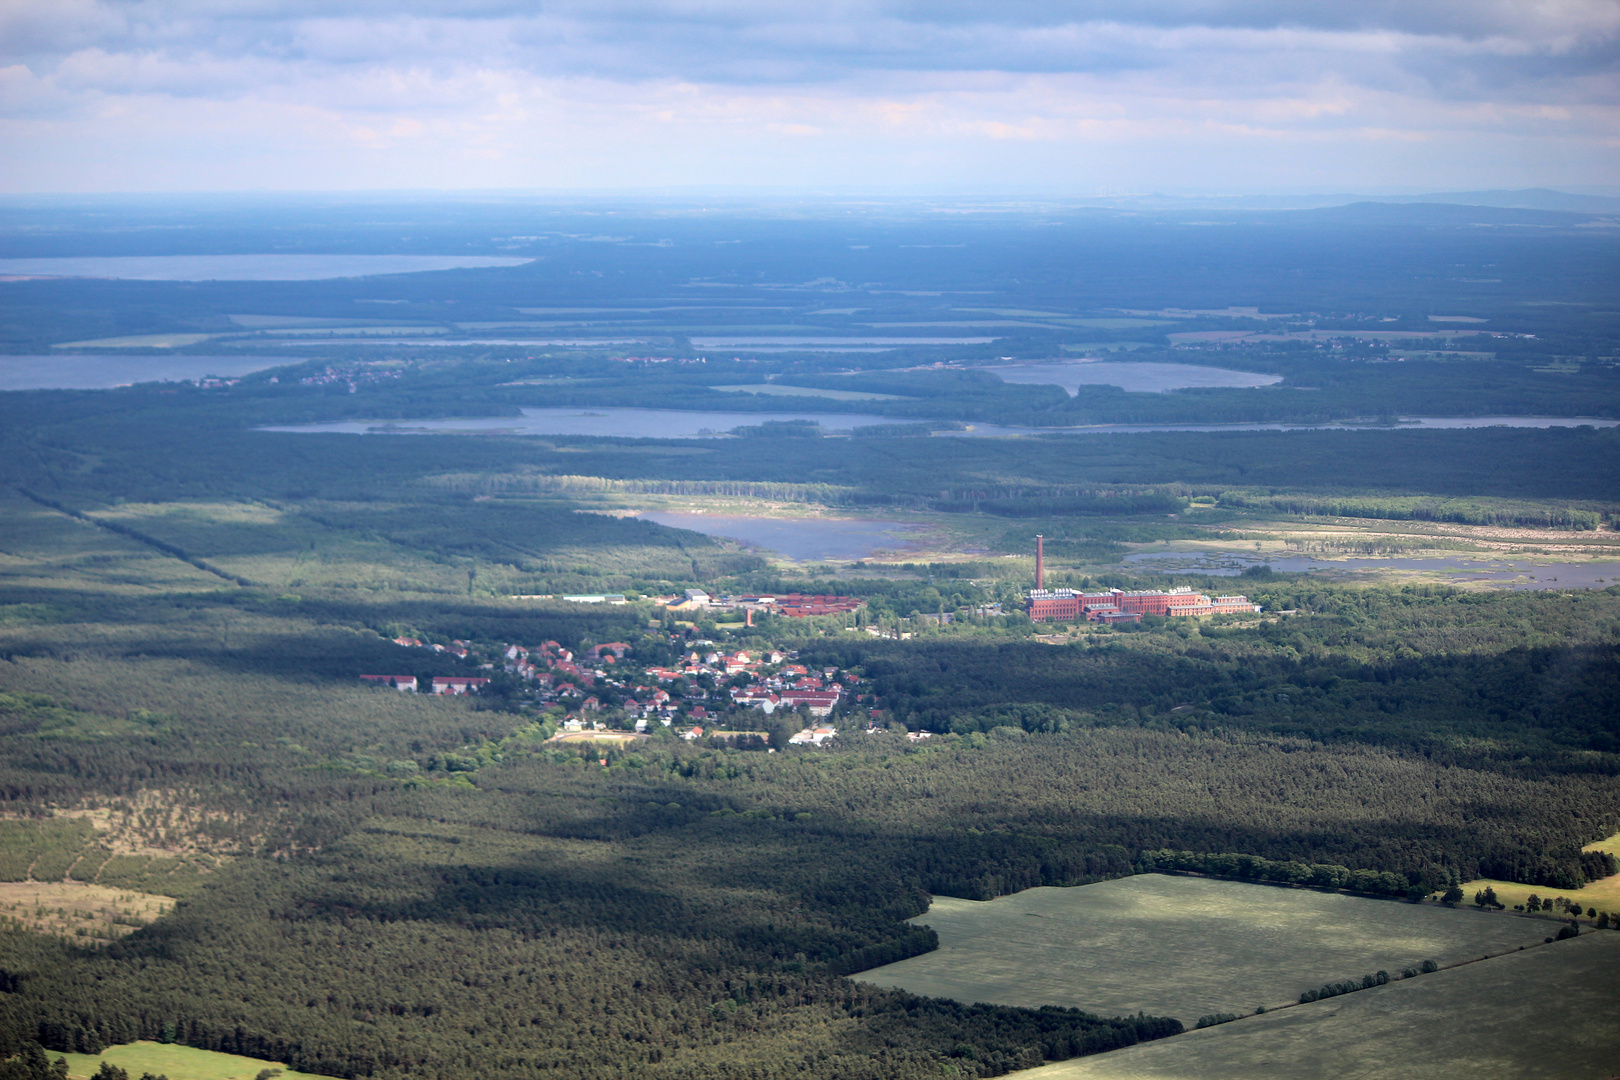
(276, 334), (1000, 351)
(691, 336), (995, 347)
(263, 406), (1620, 439)
(1125, 551), (1620, 589)
(639, 512), (927, 561)
(0, 354), (283, 390)
(980, 360), (1282, 394)
(0, 255), (531, 281)
(263, 407), (904, 438)
(274, 338), (655, 347)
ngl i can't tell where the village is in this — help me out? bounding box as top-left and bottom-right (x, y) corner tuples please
(364, 546), (1259, 749)
(362, 630), (897, 751)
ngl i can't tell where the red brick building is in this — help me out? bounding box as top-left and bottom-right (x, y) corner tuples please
(1028, 587), (1260, 623)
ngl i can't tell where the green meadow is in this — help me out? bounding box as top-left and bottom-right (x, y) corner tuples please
(55, 1041), (338, 1080)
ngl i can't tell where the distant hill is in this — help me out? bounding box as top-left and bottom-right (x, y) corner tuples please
(1278, 201), (1606, 227)
(1075, 189), (1620, 214)
(1388, 188), (1620, 213)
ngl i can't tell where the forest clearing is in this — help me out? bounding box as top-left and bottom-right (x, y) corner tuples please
(0, 884), (173, 945)
(55, 1041), (340, 1080)
(1454, 831), (1620, 913)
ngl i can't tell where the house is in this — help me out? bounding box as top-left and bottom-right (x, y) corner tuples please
(679, 725), (704, 741)
(393, 636), (423, 647)
(431, 677), (491, 696)
(360, 675), (417, 692)
(788, 725), (837, 746)
(581, 696), (600, 711)
(779, 689), (840, 717)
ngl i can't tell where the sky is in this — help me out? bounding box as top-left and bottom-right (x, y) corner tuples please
(1, 1), (1617, 195)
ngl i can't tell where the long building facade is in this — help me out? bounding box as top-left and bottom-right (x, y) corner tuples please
(1027, 586), (1261, 623)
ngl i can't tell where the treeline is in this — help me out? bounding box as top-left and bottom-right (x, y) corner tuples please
(1219, 491), (1612, 530)
(932, 493), (1184, 517)
(1138, 850), (1415, 898)
(1298, 970), (1393, 1004)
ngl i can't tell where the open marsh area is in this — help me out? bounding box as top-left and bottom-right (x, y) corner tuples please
(856, 875), (1554, 1025)
(1006, 931), (1620, 1080)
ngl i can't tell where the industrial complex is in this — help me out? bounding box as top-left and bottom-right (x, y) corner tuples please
(1024, 534), (1261, 622)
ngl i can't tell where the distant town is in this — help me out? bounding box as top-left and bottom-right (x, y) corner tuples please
(364, 632), (889, 751)
(369, 545), (1261, 749)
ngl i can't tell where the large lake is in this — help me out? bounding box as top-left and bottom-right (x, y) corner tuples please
(691, 336), (995, 347)
(980, 360), (1282, 393)
(639, 512), (927, 561)
(262, 406), (1620, 439)
(0, 255), (531, 281)
(0, 354), (282, 390)
(263, 407), (904, 438)
(1126, 551), (1620, 590)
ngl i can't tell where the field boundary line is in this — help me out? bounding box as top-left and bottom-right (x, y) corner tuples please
(14, 487), (253, 587)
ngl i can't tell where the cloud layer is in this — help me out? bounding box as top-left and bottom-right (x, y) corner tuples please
(2, 1), (1616, 193)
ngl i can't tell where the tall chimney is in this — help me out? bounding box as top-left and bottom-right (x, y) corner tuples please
(1035, 534), (1044, 591)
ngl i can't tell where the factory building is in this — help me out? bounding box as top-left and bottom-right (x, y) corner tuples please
(1027, 585), (1261, 623)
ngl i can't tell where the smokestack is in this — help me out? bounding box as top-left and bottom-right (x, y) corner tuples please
(1035, 534), (1044, 591)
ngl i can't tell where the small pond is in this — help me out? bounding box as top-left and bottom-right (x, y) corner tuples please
(639, 512), (928, 562)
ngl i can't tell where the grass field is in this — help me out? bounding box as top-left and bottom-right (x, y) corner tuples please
(1004, 930), (1620, 1080)
(1454, 831), (1620, 915)
(855, 874), (1554, 1025)
(54, 1041), (340, 1080)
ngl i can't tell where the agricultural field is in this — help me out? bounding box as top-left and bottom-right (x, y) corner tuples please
(1006, 931), (1620, 1080)
(856, 875), (1555, 1025)
(54, 1041), (339, 1080)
